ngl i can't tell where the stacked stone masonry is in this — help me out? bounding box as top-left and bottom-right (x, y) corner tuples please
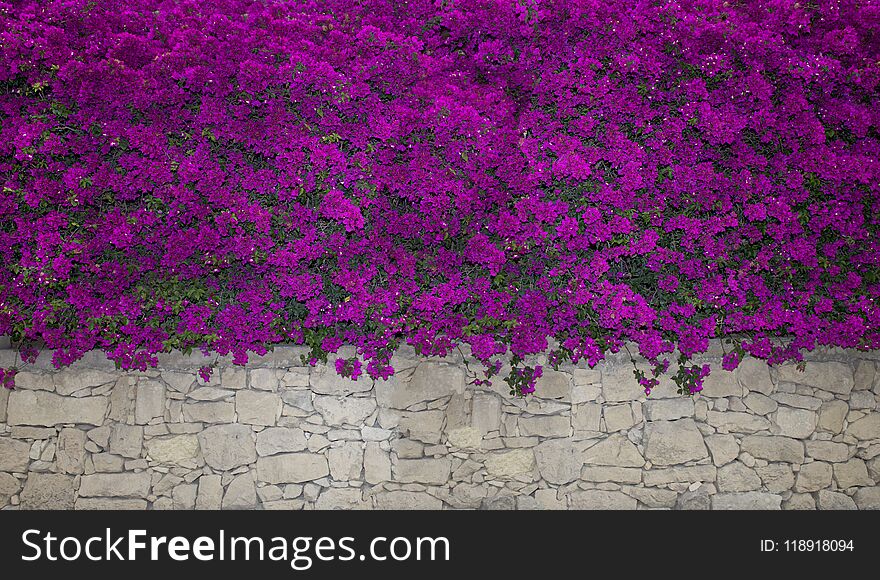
(1, 341), (879, 510)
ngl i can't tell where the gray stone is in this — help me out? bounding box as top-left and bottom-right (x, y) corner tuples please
(375, 362), (463, 408)
(79, 472), (151, 498)
(794, 462), (832, 492)
(569, 490), (637, 510)
(55, 370), (117, 396)
(718, 462), (761, 492)
(706, 411), (771, 433)
(643, 398), (694, 421)
(743, 393), (777, 415)
(144, 435), (200, 464)
(76, 498), (147, 510)
(776, 362), (853, 395)
(0, 437), (31, 472)
(701, 370), (742, 397)
(572, 402), (601, 431)
(364, 442), (391, 484)
(756, 464), (795, 493)
(315, 488), (371, 510)
(817, 400), (849, 433)
(581, 466), (641, 484)
(644, 419), (708, 466)
(222, 472), (257, 509)
(161, 371), (195, 394)
(250, 368), (279, 391)
(56, 428), (87, 474)
(853, 360), (876, 390)
(534, 370), (571, 401)
(13, 372), (54, 391)
(0, 472), (21, 506)
(196, 474), (223, 509)
(483, 450), (534, 478)
(622, 486), (677, 508)
(676, 488), (711, 510)
(643, 465), (717, 486)
(398, 410), (445, 444)
(603, 404), (636, 432)
(182, 402), (236, 423)
(833, 459), (873, 489)
(853, 487), (880, 510)
(187, 387), (235, 401)
(849, 391), (876, 410)
(92, 453), (125, 472)
(7, 391), (107, 426)
(847, 413), (880, 440)
(534, 439), (586, 484)
(135, 382), (165, 424)
(255, 427), (308, 456)
(172, 484), (197, 509)
(583, 434), (645, 467)
(518, 415), (570, 438)
(328, 442), (364, 480)
(712, 492), (781, 510)
(783, 493), (817, 510)
(771, 393), (822, 410)
(817, 490), (857, 510)
(311, 364), (374, 396)
(314, 396), (376, 426)
(705, 434), (739, 467)
(375, 491), (443, 509)
(805, 441), (851, 463)
(736, 358), (773, 394)
(774, 407), (818, 439)
(20, 473), (75, 509)
(602, 367), (646, 402)
(235, 391), (280, 426)
(0, 384), (7, 422)
(471, 393), (501, 434)
(395, 457), (452, 483)
(740, 436), (805, 464)
(256, 453), (330, 484)
(446, 427), (482, 449)
(199, 424), (256, 471)
(109, 425), (143, 459)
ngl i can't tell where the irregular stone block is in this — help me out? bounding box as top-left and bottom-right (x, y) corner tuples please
(7, 391), (107, 426)
(644, 419), (708, 466)
(19, 473), (75, 509)
(483, 450), (534, 478)
(0, 437), (32, 472)
(145, 435), (200, 464)
(79, 473), (151, 498)
(199, 424), (256, 470)
(740, 435), (805, 464)
(776, 362), (853, 395)
(712, 492), (781, 510)
(256, 453), (330, 484)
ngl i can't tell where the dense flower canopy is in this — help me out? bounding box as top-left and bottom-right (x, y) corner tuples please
(1, 0), (879, 395)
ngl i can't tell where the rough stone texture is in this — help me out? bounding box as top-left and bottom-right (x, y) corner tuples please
(2, 341), (877, 510)
(8, 391), (107, 426)
(199, 424), (256, 471)
(774, 407), (818, 439)
(19, 473), (76, 509)
(776, 362), (854, 395)
(256, 453), (330, 484)
(643, 419), (708, 466)
(712, 492), (782, 510)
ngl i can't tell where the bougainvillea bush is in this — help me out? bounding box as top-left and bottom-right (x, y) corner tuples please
(1, 0), (879, 396)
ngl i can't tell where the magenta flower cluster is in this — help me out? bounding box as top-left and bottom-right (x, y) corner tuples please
(1, 0), (878, 395)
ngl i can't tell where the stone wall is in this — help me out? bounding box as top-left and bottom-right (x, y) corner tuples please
(1, 341), (879, 510)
